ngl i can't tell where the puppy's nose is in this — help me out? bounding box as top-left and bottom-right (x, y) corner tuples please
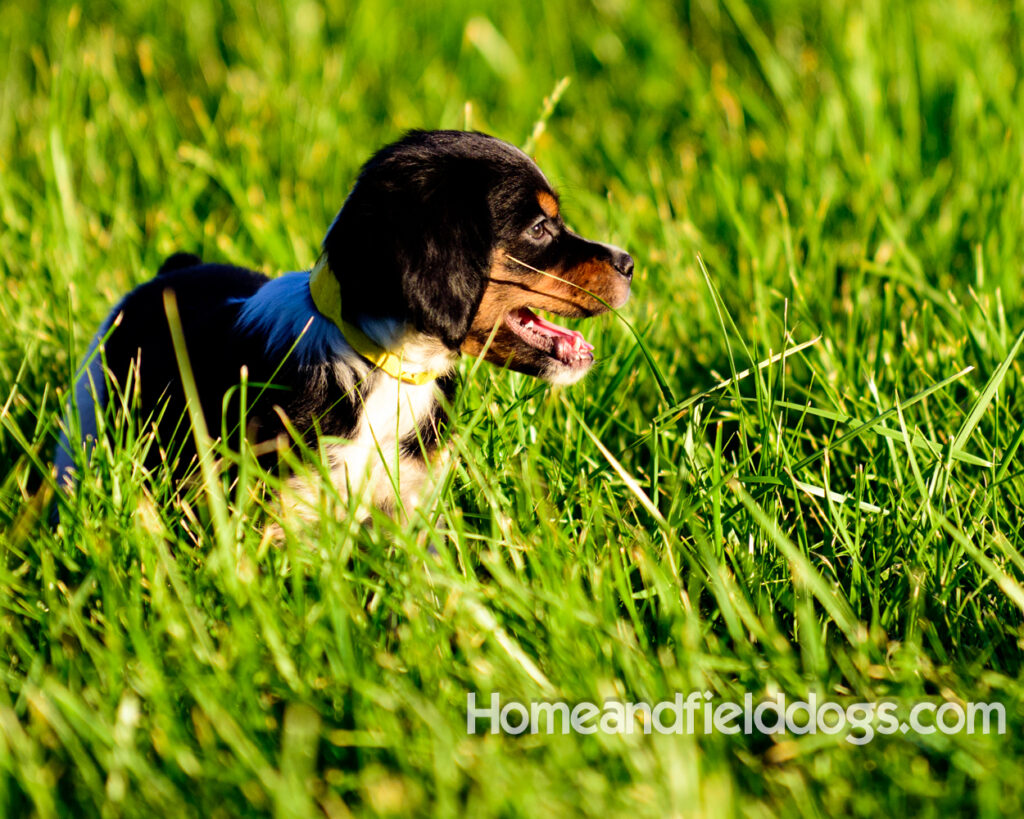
(611, 248), (634, 279)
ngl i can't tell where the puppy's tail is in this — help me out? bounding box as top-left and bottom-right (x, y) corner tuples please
(157, 252), (202, 276)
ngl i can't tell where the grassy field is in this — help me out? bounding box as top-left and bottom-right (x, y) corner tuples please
(3, 0), (1024, 815)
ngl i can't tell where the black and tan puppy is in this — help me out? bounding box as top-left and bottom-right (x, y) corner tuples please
(56, 130), (633, 518)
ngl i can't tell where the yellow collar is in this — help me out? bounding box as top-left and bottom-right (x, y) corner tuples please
(307, 255), (442, 385)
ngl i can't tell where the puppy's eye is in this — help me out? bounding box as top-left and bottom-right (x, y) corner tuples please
(527, 219), (549, 241)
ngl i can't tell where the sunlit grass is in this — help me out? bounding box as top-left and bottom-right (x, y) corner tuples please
(2, 0), (1024, 815)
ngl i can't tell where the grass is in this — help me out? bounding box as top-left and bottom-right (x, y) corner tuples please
(2, 0), (1024, 815)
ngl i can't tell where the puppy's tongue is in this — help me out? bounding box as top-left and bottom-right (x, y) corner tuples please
(514, 307), (594, 353)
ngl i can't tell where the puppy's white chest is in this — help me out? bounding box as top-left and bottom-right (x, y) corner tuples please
(287, 376), (441, 519)
(345, 376), (436, 467)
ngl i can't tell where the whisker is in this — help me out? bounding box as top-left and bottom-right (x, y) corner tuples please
(504, 254), (617, 314)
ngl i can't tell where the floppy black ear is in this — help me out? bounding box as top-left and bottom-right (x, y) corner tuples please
(397, 171), (492, 347)
(323, 151), (492, 350)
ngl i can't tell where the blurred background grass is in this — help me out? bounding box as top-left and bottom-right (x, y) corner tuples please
(3, 0), (1024, 816)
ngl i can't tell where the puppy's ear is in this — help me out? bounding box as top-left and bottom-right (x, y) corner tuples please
(397, 174), (491, 348)
(324, 156), (492, 349)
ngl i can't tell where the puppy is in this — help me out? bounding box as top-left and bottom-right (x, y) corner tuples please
(55, 130), (633, 521)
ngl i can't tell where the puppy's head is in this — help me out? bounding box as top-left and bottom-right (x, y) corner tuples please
(323, 130), (632, 383)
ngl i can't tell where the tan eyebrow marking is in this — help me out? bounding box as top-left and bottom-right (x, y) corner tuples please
(536, 190), (559, 218)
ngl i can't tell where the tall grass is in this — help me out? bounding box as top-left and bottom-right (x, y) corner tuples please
(2, 0), (1024, 815)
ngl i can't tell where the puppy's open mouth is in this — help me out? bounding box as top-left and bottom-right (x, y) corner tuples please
(504, 307), (595, 367)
